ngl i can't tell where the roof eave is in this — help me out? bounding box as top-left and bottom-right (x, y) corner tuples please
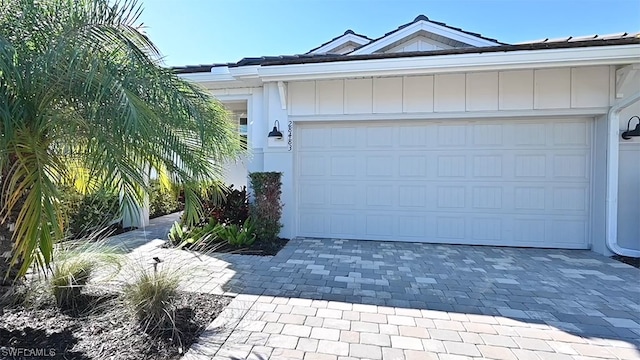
(256, 43), (640, 82)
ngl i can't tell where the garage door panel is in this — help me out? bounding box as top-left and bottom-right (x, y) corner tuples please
(472, 124), (504, 146)
(366, 215), (394, 236)
(553, 153), (589, 179)
(297, 118), (591, 249)
(471, 217), (503, 241)
(366, 185), (394, 207)
(472, 155), (503, 177)
(330, 127), (357, 148)
(553, 121), (590, 146)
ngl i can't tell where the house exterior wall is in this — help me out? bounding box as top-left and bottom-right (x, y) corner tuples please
(616, 69), (640, 252)
(287, 66), (611, 116)
(202, 64), (639, 255)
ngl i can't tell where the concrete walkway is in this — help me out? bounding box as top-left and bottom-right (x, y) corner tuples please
(109, 217), (640, 360)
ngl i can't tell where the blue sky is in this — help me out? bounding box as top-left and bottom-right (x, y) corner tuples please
(139, 0), (640, 67)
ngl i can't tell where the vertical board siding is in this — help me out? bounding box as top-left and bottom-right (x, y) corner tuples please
(373, 77), (403, 113)
(345, 78), (373, 114)
(286, 66), (610, 116)
(403, 75), (434, 112)
(434, 73), (466, 112)
(534, 68), (571, 109)
(288, 81), (315, 115)
(571, 66), (610, 108)
(499, 70), (534, 110)
(466, 72), (499, 111)
(317, 80), (344, 114)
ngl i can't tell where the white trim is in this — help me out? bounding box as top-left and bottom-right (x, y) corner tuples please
(228, 65), (261, 80)
(289, 108), (609, 123)
(615, 63), (640, 98)
(310, 33), (371, 54)
(277, 81), (287, 110)
(350, 20), (497, 55)
(258, 45), (640, 82)
(606, 91), (640, 258)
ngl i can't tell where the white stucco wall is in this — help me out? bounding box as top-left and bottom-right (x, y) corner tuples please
(616, 69), (640, 252)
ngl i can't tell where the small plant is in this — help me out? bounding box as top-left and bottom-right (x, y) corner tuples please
(49, 242), (122, 309)
(51, 258), (93, 308)
(249, 172), (283, 242)
(168, 221), (189, 246)
(168, 219), (224, 250)
(149, 180), (182, 219)
(217, 218), (256, 247)
(202, 185), (249, 226)
(59, 186), (120, 239)
(123, 266), (180, 336)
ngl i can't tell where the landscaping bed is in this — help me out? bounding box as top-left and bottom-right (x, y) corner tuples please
(0, 290), (230, 360)
(612, 255), (640, 268)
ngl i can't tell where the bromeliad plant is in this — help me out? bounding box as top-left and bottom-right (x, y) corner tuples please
(0, 0), (243, 282)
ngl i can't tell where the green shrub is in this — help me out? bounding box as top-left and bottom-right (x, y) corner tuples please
(168, 219), (223, 250)
(149, 180), (182, 219)
(201, 185), (248, 226)
(123, 266), (179, 335)
(249, 172), (283, 242)
(59, 186), (120, 239)
(217, 218), (256, 247)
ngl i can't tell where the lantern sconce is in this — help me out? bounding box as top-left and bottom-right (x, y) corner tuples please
(621, 116), (640, 140)
(268, 120), (283, 139)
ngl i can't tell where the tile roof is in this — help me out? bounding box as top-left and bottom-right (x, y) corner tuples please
(306, 29), (373, 54)
(172, 16), (639, 74)
(517, 32), (640, 44)
(367, 14), (504, 46)
(172, 36), (639, 74)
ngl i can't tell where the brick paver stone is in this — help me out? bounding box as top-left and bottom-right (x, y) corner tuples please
(123, 232), (639, 360)
(350, 344), (382, 360)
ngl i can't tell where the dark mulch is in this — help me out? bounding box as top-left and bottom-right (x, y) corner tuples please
(214, 238), (289, 256)
(0, 290), (230, 360)
(612, 255), (640, 268)
(166, 238), (289, 256)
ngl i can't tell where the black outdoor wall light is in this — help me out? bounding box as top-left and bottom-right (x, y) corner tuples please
(621, 115), (640, 140)
(268, 120), (283, 139)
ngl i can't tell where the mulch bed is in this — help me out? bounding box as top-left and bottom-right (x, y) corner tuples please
(612, 255), (640, 268)
(213, 237), (289, 256)
(0, 290), (230, 360)
(166, 238), (289, 256)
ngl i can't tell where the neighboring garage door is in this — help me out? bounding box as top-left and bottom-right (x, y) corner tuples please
(296, 118), (592, 249)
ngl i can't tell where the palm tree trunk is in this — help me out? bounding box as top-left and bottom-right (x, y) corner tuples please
(0, 157), (22, 289)
(0, 220), (17, 286)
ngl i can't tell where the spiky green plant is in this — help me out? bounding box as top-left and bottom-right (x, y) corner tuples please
(49, 241), (122, 309)
(123, 265), (180, 335)
(0, 0), (243, 282)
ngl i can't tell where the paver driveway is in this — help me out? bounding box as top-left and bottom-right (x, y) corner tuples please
(121, 225), (639, 360)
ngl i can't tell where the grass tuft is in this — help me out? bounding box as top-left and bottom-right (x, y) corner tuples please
(48, 241), (122, 310)
(123, 265), (180, 337)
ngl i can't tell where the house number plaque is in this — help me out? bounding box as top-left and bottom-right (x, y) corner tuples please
(288, 121), (293, 151)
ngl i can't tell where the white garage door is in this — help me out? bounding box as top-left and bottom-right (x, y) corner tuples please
(296, 118), (592, 249)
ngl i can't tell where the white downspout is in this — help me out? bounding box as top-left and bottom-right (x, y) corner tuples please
(606, 91), (640, 257)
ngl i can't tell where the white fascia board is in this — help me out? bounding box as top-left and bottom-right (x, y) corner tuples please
(178, 71), (235, 82)
(350, 21), (497, 55)
(257, 44), (640, 81)
(228, 65), (261, 80)
(311, 33), (370, 54)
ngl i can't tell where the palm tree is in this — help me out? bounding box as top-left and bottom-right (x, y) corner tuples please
(0, 0), (243, 284)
